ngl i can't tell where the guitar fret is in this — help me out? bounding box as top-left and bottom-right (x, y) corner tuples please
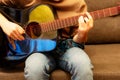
(50, 21), (54, 31)
(60, 20), (63, 28)
(44, 23), (48, 32)
(66, 18), (70, 26)
(70, 16), (75, 25)
(44, 24), (47, 32)
(49, 21), (55, 32)
(61, 19), (65, 28)
(109, 8), (112, 16)
(53, 21), (56, 31)
(103, 9), (106, 17)
(40, 23), (44, 32)
(63, 18), (67, 28)
(98, 10), (105, 18)
(93, 11), (99, 19)
(60, 19), (64, 28)
(51, 21), (55, 31)
(65, 18), (69, 28)
(103, 8), (107, 17)
(45, 22), (49, 32)
(55, 20), (59, 29)
(58, 20), (61, 29)
(103, 8), (110, 17)
(90, 12), (95, 19)
(54, 21), (58, 30)
(70, 16), (76, 26)
(73, 16), (77, 25)
(71, 17), (75, 26)
(41, 23), (47, 32)
(69, 17), (72, 26)
(111, 7), (118, 15)
(68, 17), (71, 26)
(44, 22), (49, 32)
(46, 23), (50, 32)
(97, 10), (100, 19)
(67, 17), (72, 26)
(48, 22), (52, 31)
(74, 15), (79, 25)
(60, 18), (66, 29)
(56, 20), (60, 29)
(58, 19), (63, 29)
(61, 19), (64, 28)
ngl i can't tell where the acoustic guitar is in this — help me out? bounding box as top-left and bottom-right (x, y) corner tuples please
(0, 4), (120, 56)
(26, 4), (120, 39)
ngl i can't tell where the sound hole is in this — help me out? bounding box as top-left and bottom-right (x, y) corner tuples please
(26, 22), (41, 39)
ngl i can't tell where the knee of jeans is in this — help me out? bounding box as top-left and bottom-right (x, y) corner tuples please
(79, 66), (93, 80)
(68, 57), (93, 72)
(64, 47), (91, 64)
(69, 58), (93, 80)
(24, 53), (49, 74)
(60, 47), (93, 70)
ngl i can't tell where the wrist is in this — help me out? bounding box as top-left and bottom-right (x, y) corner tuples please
(73, 31), (88, 43)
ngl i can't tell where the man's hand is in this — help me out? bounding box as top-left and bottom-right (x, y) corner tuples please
(73, 12), (93, 43)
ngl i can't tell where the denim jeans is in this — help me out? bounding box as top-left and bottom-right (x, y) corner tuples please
(24, 47), (93, 80)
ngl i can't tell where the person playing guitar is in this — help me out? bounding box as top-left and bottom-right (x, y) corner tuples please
(0, 0), (94, 80)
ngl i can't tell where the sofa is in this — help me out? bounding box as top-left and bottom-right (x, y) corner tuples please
(0, 0), (120, 80)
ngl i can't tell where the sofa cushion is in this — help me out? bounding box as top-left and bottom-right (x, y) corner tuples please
(0, 67), (24, 80)
(50, 70), (71, 80)
(85, 44), (120, 80)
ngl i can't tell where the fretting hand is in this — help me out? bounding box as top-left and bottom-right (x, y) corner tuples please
(73, 12), (93, 43)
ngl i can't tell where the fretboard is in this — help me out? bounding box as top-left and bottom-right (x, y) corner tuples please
(40, 5), (120, 32)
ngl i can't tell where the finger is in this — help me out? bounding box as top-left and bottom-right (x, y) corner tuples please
(78, 16), (87, 30)
(9, 33), (17, 40)
(84, 17), (89, 23)
(85, 12), (92, 19)
(85, 12), (93, 27)
(12, 30), (24, 41)
(16, 29), (25, 40)
(78, 16), (85, 28)
(7, 37), (16, 49)
(78, 16), (84, 23)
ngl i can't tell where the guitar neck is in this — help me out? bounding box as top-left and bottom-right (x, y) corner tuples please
(90, 6), (120, 20)
(40, 5), (120, 32)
